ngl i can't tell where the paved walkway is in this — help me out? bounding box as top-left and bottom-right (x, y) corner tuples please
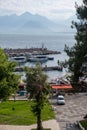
(0, 119), (60, 130)
(59, 122), (80, 130)
(51, 93), (87, 130)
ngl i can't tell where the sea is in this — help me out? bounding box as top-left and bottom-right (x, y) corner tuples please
(0, 33), (75, 81)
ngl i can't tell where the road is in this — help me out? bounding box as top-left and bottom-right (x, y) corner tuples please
(51, 93), (87, 130)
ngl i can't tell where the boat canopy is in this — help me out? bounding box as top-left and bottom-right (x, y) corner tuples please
(51, 85), (72, 89)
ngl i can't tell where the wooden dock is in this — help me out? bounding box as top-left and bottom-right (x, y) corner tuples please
(14, 66), (63, 72)
(43, 66), (62, 71)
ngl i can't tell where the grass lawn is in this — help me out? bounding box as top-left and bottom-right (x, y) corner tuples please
(0, 100), (55, 125)
(80, 120), (87, 130)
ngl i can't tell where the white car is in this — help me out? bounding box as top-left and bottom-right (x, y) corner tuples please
(57, 95), (65, 105)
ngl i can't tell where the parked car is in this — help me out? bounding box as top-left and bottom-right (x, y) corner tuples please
(57, 95), (65, 105)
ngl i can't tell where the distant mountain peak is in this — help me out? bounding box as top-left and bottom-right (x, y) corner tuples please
(20, 12), (32, 16)
(0, 12), (74, 34)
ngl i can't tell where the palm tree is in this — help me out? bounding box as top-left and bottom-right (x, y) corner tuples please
(25, 63), (50, 130)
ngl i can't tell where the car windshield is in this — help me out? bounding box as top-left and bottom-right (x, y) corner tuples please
(58, 97), (64, 100)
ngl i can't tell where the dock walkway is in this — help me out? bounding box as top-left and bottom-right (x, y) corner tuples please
(4, 48), (61, 56)
(15, 66), (63, 72)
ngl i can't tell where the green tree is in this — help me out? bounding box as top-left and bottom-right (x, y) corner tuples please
(0, 48), (19, 101)
(25, 63), (50, 130)
(64, 0), (87, 91)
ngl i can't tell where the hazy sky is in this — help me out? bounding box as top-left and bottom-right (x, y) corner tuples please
(0, 0), (82, 21)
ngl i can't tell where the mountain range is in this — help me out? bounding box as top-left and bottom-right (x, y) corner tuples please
(0, 12), (76, 34)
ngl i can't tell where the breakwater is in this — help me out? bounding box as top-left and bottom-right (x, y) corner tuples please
(4, 47), (61, 56)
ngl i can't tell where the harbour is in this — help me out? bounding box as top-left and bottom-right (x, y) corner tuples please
(0, 33), (75, 80)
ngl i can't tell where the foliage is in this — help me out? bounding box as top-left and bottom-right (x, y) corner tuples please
(64, 0), (87, 92)
(0, 101), (54, 125)
(80, 120), (87, 130)
(25, 63), (50, 130)
(0, 48), (19, 100)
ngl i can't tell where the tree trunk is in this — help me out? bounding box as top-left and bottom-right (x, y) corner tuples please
(37, 111), (43, 130)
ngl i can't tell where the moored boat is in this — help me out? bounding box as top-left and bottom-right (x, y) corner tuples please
(9, 56), (27, 63)
(28, 55), (48, 63)
(48, 57), (54, 60)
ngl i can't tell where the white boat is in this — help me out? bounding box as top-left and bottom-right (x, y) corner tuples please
(9, 56), (27, 63)
(48, 57), (54, 60)
(25, 52), (32, 61)
(29, 55), (48, 63)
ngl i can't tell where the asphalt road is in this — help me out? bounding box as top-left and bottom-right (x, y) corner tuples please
(51, 93), (87, 130)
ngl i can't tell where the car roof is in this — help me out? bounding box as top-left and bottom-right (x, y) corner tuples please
(58, 95), (64, 98)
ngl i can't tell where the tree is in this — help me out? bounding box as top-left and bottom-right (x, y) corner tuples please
(0, 48), (19, 101)
(64, 0), (87, 91)
(25, 63), (50, 130)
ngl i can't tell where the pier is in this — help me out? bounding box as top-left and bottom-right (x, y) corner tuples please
(4, 47), (61, 56)
(43, 66), (63, 71)
(14, 66), (63, 72)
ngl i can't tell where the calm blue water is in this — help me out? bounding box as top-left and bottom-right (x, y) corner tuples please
(0, 33), (75, 80)
(0, 33), (75, 51)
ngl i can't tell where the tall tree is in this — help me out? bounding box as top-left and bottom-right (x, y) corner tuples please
(0, 48), (19, 101)
(64, 0), (87, 91)
(25, 63), (50, 130)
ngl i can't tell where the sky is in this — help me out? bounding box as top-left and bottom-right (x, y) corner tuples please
(0, 0), (82, 21)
